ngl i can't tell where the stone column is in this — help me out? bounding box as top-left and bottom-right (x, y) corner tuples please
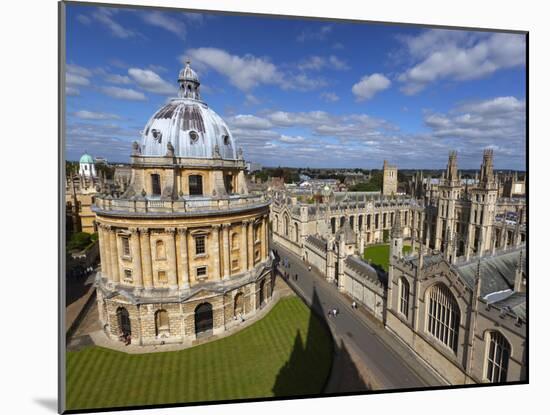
(99, 224), (110, 279)
(211, 224), (221, 280)
(139, 228), (153, 289)
(129, 227), (143, 287)
(247, 220), (254, 269)
(241, 221), (248, 272)
(262, 215), (269, 260)
(166, 228), (178, 289)
(176, 228), (190, 289)
(222, 224), (230, 280)
(108, 226), (120, 283)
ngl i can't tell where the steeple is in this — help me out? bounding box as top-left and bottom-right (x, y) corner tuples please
(479, 148), (496, 188)
(445, 150), (459, 184)
(178, 60), (201, 100)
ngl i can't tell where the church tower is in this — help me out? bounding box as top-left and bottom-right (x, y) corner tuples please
(382, 160), (398, 196)
(465, 149), (498, 258)
(390, 210), (403, 259)
(434, 151), (462, 253)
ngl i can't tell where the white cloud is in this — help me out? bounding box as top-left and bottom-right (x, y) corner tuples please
(298, 55), (349, 72)
(66, 73), (90, 87)
(77, 14), (92, 25)
(228, 114), (273, 130)
(66, 86), (80, 96)
(128, 68), (176, 95)
(104, 73), (132, 84)
(100, 86), (146, 101)
(184, 48), (325, 92)
(397, 30), (526, 94)
(279, 135), (307, 143)
(320, 92), (340, 102)
(185, 48), (281, 91)
(66, 63), (92, 78)
(73, 110), (121, 120)
(139, 11), (186, 39)
(92, 8), (136, 39)
(351, 73), (391, 101)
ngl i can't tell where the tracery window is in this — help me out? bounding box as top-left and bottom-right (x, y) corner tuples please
(399, 278), (410, 318)
(426, 284), (460, 353)
(485, 331), (511, 383)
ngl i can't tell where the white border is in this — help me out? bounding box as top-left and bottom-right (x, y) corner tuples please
(2, 0), (546, 414)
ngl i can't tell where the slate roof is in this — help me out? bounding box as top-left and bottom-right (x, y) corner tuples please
(305, 235), (327, 252)
(345, 256), (387, 286)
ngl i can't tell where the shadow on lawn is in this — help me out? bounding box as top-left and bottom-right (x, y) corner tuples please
(272, 287), (367, 397)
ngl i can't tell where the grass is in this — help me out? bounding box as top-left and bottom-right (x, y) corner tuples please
(363, 244), (412, 271)
(66, 297), (333, 411)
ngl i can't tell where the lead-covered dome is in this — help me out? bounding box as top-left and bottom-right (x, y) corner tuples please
(140, 62), (238, 160)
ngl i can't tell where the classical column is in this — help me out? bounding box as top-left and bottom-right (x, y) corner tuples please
(98, 224), (110, 278)
(247, 220), (254, 269)
(108, 226), (120, 283)
(222, 224), (231, 280)
(262, 215), (268, 260)
(241, 221), (248, 271)
(129, 228), (143, 287)
(166, 228), (178, 289)
(211, 224), (221, 280)
(139, 228), (153, 289)
(176, 228), (190, 289)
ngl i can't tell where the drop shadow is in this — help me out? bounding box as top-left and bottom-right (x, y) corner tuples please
(33, 398), (57, 413)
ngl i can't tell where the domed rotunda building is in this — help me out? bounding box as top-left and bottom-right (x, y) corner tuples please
(93, 62), (273, 345)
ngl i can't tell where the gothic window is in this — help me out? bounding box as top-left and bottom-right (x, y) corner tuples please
(485, 331), (511, 383)
(358, 215), (363, 230)
(195, 235), (206, 255)
(155, 309), (169, 336)
(121, 236), (131, 257)
(294, 222), (299, 242)
(426, 283), (460, 353)
(189, 175), (203, 195)
(284, 214), (289, 237)
(151, 174), (161, 196)
(155, 240), (166, 259)
(399, 278), (410, 319)
(331, 217), (336, 234)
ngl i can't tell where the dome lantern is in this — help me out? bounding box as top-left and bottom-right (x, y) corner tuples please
(178, 60), (201, 100)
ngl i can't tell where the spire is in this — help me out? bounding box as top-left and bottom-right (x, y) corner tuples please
(391, 210), (402, 239)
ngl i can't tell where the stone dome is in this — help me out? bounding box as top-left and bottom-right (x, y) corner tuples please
(139, 62), (238, 160)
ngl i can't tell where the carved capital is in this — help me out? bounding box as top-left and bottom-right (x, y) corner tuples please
(222, 223), (231, 229)
(129, 227), (139, 234)
(165, 227), (176, 234)
(212, 224), (221, 230)
(138, 227), (149, 234)
(176, 227), (188, 235)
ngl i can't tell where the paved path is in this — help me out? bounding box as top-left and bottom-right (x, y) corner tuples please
(275, 243), (444, 390)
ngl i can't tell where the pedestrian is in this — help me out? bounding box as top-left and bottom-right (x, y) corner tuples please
(308, 265), (312, 272)
(352, 301), (357, 309)
(295, 273), (298, 281)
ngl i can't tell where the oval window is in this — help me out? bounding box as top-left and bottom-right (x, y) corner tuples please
(189, 131), (199, 144)
(151, 129), (162, 143)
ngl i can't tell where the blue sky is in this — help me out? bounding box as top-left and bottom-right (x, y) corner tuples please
(65, 4), (526, 169)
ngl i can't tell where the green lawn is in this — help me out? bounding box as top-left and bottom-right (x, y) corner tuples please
(66, 297), (333, 411)
(363, 244), (412, 271)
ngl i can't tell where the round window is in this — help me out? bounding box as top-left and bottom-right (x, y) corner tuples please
(189, 131), (199, 143)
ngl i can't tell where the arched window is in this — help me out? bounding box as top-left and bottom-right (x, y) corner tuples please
(284, 214), (289, 237)
(234, 292), (244, 317)
(156, 240), (166, 259)
(331, 217), (336, 234)
(155, 309), (169, 336)
(399, 278), (410, 318)
(116, 307), (131, 336)
(189, 175), (203, 195)
(426, 284), (460, 353)
(294, 222), (299, 242)
(274, 215), (279, 233)
(485, 331), (511, 383)
(340, 216), (345, 228)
